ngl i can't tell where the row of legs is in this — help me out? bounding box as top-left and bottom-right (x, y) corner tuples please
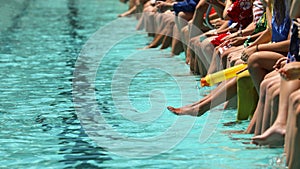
(137, 2), (300, 168)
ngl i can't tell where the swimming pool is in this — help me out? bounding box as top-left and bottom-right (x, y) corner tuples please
(0, 0), (286, 168)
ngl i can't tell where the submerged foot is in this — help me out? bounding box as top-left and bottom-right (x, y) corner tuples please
(251, 123), (286, 147)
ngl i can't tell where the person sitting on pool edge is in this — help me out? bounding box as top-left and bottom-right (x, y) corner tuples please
(250, 0), (299, 147)
(118, 0), (148, 17)
(165, 0), (267, 116)
(145, 0), (201, 55)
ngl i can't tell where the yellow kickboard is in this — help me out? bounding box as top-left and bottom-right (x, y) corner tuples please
(236, 70), (259, 120)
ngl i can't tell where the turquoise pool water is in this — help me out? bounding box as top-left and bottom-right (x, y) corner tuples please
(0, 0), (286, 168)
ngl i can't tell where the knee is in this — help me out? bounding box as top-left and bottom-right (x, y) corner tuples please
(145, 5), (153, 12)
(296, 104), (300, 117)
(260, 79), (269, 92)
(290, 91), (300, 111)
(265, 81), (278, 95)
(265, 84), (274, 97)
(267, 79), (278, 89)
(190, 36), (198, 44)
(163, 15), (172, 23)
(178, 11), (193, 21)
(247, 53), (261, 69)
(261, 78), (279, 97)
(181, 25), (188, 34)
(294, 100), (300, 128)
(234, 59), (244, 66)
(214, 47), (219, 53)
(148, 11), (155, 17)
(163, 16), (171, 24)
(227, 53), (235, 65)
(220, 50), (229, 60)
(260, 80), (268, 92)
(196, 2), (208, 11)
(271, 87), (280, 100)
(178, 12), (186, 20)
(202, 39), (213, 51)
(168, 17), (175, 26)
(190, 36), (200, 47)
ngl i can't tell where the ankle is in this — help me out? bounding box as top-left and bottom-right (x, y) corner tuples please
(273, 122), (286, 128)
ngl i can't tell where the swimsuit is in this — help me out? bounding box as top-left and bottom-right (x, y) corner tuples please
(287, 22), (300, 62)
(173, 0), (200, 15)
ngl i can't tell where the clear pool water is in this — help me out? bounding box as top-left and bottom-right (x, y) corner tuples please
(0, 0), (286, 168)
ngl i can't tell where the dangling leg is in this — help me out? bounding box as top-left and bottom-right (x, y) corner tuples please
(252, 79), (300, 147)
(168, 78), (237, 116)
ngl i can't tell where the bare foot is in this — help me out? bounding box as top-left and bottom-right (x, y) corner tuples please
(147, 43), (159, 48)
(147, 34), (164, 48)
(160, 36), (172, 49)
(167, 105), (206, 116)
(251, 123), (286, 147)
(143, 42), (159, 49)
(185, 56), (190, 65)
(245, 120), (256, 134)
(118, 13), (128, 17)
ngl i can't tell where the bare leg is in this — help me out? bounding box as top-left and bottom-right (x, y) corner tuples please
(250, 72), (280, 135)
(200, 36), (216, 69)
(223, 46), (243, 67)
(167, 77), (237, 116)
(269, 87), (280, 127)
(186, 27), (205, 65)
(286, 89), (300, 169)
(147, 12), (174, 48)
(195, 36), (215, 72)
(160, 33), (173, 49)
(189, 36), (198, 73)
(160, 20), (174, 49)
(186, 43), (192, 65)
(148, 32), (165, 48)
(196, 58), (207, 77)
(151, 12), (162, 36)
(188, 34), (213, 76)
(228, 50), (244, 67)
(252, 79), (300, 147)
(118, 2), (137, 17)
(177, 12), (194, 52)
(254, 77), (275, 135)
(206, 47), (222, 74)
(173, 81), (230, 110)
(172, 12), (193, 55)
(182, 25), (190, 56)
(189, 35), (206, 74)
(144, 11), (156, 36)
(245, 109), (257, 134)
(136, 2), (153, 30)
(247, 51), (285, 93)
(171, 24), (184, 55)
(189, 0), (209, 37)
(185, 0), (208, 64)
(136, 12), (145, 30)
(261, 81), (280, 133)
